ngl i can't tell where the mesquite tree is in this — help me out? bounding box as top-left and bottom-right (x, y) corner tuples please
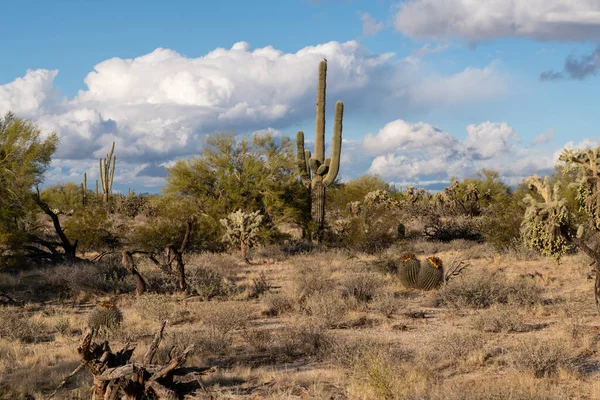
(522, 146), (600, 305)
(220, 209), (263, 262)
(296, 59), (344, 241)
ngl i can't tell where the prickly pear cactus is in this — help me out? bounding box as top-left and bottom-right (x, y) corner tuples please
(88, 300), (123, 332)
(417, 256), (444, 290)
(398, 252), (421, 289)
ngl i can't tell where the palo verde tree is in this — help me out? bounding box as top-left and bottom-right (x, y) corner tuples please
(296, 59), (344, 241)
(165, 131), (309, 230)
(521, 146), (600, 305)
(0, 112), (58, 263)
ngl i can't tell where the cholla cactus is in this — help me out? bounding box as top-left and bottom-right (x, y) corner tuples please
(220, 210), (263, 261)
(560, 147), (600, 229)
(521, 175), (572, 261)
(349, 190), (399, 216)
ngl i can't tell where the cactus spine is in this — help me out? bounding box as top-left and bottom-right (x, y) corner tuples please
(99, 142), (116, 203)
(296, 60), (344, 240)
(398, 253), (420, 288)
(417, 257), (444, 290)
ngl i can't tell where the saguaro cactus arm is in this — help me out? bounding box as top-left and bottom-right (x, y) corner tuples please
(322, 101), (343, 186)
(296, 131), (311, 188)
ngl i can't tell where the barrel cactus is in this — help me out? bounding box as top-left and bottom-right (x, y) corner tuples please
(398, 252), (421, 289)
(417, 256), (444, 290)
(88, 300), (123, 332)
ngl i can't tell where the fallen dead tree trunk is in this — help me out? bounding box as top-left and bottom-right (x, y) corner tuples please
(48, 321), (215, 399)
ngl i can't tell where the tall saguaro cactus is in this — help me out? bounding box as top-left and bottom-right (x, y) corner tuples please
(296, 59), (344, 240)
(99, 142), (116, 203)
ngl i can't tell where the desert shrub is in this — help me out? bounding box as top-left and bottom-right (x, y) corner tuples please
(40, 182), (82, 211)
(113, 192), (153, 218)
(0, 308), (46, 342)
(341, 273), (384, 302)
(261, 291), (295, 316)
(434, 270), (543, 309)
(290, 264), (335, 301)
(129, 195), (222, 252)
(133, 294), (187, 323)
(54, 317), (71, 335)
(422, 214), (483, 242)
(371, 291), (401, 318)
(242, 328), (273, 352)
(509, 338), (574, 378)
(469, 306), (527, 333)
(156, 328), (231, 363)
(275, 324), (331, 357)
(43, 261), (130, 299)
(424, 330), (487, 365)
(63, 203), (117, 252)
(430, 377), (574, 400)
(303, 292), (349, 328)
(481, 196), (526, 251)
(187, 265), (236, 300)
(197, 302), (253, 334)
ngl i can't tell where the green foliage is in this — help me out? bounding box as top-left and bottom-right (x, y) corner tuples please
(166, 132), (309, 230)
(113, 192), (153, 218)
(0, 112), (57, 253)
(40, 182), (83, 212)
(64, 203), (115, 253)
(481, 195), (525, 251)
(130, 195), (220, 252)
(331, 188), (401, 253)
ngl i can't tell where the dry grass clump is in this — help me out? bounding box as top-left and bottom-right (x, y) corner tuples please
(435, 269), (543, 309)
(421, 329), (488, 367)
(469, 305), (528, 333)
(0, 308), (47, 342)
(509, 337), (575, 378)
(133, 294), (189, 324)
(196, 301), (254, 334)
(430, 376), (576, 400)
(302, 292), (349, 328)
(274, 323), (331, 358)
(331, 338), (426, 400)
(261, 291), (295, 316)
(341, 272), (384, 303)
(290, 263), (336, 301)
(371, 291), (401, 318)
(241, 328), (274, 352)
(187, 264), (237, 300)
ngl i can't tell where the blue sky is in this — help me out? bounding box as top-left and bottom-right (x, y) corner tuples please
(2, 0), (600, 192)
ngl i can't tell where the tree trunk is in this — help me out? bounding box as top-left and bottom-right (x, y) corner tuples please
(241, 242), (248, 263)
(311, 178), (326, 242)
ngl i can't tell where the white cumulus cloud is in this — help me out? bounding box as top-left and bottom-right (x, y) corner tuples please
(394, 0), (600, 42)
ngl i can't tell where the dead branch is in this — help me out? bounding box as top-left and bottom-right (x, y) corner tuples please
(51, 323), (214, 399)
(144, 320), (166, 365)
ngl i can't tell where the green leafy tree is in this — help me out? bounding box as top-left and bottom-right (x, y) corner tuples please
(40, 182), (83, 212)
(0, 112), (58, 261)
(165, 131), (309, 234)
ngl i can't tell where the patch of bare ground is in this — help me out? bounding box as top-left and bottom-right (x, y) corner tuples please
(2, 242), (600, 398)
